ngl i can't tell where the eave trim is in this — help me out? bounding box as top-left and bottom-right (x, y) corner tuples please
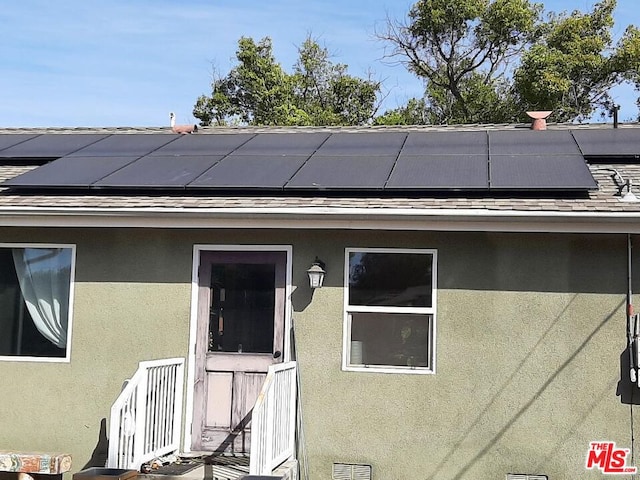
(0, 205), (640, 233)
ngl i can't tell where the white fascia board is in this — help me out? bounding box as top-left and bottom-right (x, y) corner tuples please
(0, 205), (640, 233)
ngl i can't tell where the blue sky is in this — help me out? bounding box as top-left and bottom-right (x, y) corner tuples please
(1, 0), (637, 127)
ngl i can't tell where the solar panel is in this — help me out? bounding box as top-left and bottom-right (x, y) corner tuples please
(189, 155), (308, 189)
(0, 134), (40, 154)
(401, 131), (488, 155)
(2, 156), (139, 187)
(572, 129), (640, 158)
(386, 155), (488, 189)
(0, 134), (109, 158)
(231, 133), (330, 155)
(149, 133), (255, 156)
(67, 134), (177, 157)
(285, 155), (397, 190)
(95, 155), (223, 188)
(0, 131), (605, 193)
(490, 154), (597, 189)
(315, 132), (407, 156)
(489, 130), (581, 155)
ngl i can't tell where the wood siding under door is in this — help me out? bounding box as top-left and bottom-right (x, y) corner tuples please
(192, 250), (286, 453)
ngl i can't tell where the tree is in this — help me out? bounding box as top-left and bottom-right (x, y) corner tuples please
(292, 38), (381, 125)
(378, 0), (640, 124)
(194, 36), (381, 126)
(616, 26), (640, 120)
(193, 37), (299, 126)
(374, 98), (431, 125)
(514, 0), (640, 121)
(377, 0), (541, 124)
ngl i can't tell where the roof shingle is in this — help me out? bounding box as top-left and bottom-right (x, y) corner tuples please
(0, 124), (639, 215)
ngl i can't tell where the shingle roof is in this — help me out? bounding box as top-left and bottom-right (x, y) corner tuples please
(0, 124), (639, 215)
(0, 121), (635, 134)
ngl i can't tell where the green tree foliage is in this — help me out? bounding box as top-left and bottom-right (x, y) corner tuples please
(194, 37), (381, 126)
(378, 0), (640, 124)
(374, 98), (431, 125)
(515, 0), (640, 121)
(378, 0), (541, 124)
(193, 37), (297, 126)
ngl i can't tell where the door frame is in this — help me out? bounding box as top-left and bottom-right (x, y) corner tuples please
(183, 244), (293, 452)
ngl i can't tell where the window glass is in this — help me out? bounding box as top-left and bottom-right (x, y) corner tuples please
(348, 252), (432, 307)
(350, 313), (431, 367)
(0, 247), (73, 359)
(345, 249), (436, 372)
(209, 263), (275, 353)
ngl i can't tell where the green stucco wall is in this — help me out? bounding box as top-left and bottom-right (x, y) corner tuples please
(0, 227), (636, 480)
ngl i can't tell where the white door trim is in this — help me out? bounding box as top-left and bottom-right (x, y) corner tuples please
(183, 244), (293, 452)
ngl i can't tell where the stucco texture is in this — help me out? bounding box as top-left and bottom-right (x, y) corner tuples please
(0, 227), (637, 480)
(293, 231), (636, 480)
(0, 228), (195, 474)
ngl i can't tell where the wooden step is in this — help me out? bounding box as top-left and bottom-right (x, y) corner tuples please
(207, 453), (250, 480)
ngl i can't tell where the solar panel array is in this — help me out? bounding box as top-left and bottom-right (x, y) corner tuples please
(572, 129), (640, 158)
(1, 127), (631, 193)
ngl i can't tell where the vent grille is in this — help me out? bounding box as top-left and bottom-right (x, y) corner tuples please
(507, 474), (547, 480)
(332, 463), (372, 480)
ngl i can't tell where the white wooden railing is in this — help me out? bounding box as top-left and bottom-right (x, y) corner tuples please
(249, 361), (297, 475)
(108, 358), (185, 470)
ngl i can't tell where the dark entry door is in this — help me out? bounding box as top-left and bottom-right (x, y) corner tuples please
(192, 250), (286, 452)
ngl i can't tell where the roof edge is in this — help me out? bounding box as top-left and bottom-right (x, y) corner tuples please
(1, 122), (639, 135)
(1, 205), (640, 234)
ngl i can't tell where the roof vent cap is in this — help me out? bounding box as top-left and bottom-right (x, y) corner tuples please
(169, 112), (198, 134)
(620, 179), (640, 202)
(526, 111), (552, 130)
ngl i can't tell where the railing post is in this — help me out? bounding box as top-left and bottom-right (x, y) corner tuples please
(264, 384), (275, 475)
(107, 401), (121, 468)
(288, 365), (297, 462)
(133, 367), (149, 468)
(172, 361), (185, 451)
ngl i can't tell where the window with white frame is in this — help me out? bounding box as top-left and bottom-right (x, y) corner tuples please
(344, 248), (436, 373)
(0, 245), (75, 360)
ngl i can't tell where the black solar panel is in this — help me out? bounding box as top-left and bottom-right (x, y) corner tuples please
(149, 134), (255, 156)
(387, 155), (488, 189)
(402, 131), (487, 155)
(0, 134), (40, 154)
(190, 155), (308, 189)
(572, 129), (640, 158)
(231, 133), (330, 155)
(315, 132), (407, 156)
(0, 134), (108, 158)
(490, 154), (597, 189)
(95, 155), (223, 188)
(489, 130), (581, 155)
(2, 156), (139, 187)
(68, 134), (177, 157)
(0, 131), (605, 193)
(285, 155), (397, 190)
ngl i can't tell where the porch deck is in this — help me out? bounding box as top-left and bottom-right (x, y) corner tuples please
(139, 454), (249, 480)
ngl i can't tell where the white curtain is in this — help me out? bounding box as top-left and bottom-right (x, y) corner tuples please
(12, 248), (71, 349)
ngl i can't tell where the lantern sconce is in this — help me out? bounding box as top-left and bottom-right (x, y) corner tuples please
(306, 257), (326, 289)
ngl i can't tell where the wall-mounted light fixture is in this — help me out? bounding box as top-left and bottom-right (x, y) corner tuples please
(307, 257), (326, 289)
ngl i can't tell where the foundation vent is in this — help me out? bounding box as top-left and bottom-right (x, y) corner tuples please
(332, 463), (372, 480)
(507, 474), (548, 480)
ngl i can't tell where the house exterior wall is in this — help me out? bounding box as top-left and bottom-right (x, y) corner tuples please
(295, 230), (635, 480)
(0, 226), (636, 480)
